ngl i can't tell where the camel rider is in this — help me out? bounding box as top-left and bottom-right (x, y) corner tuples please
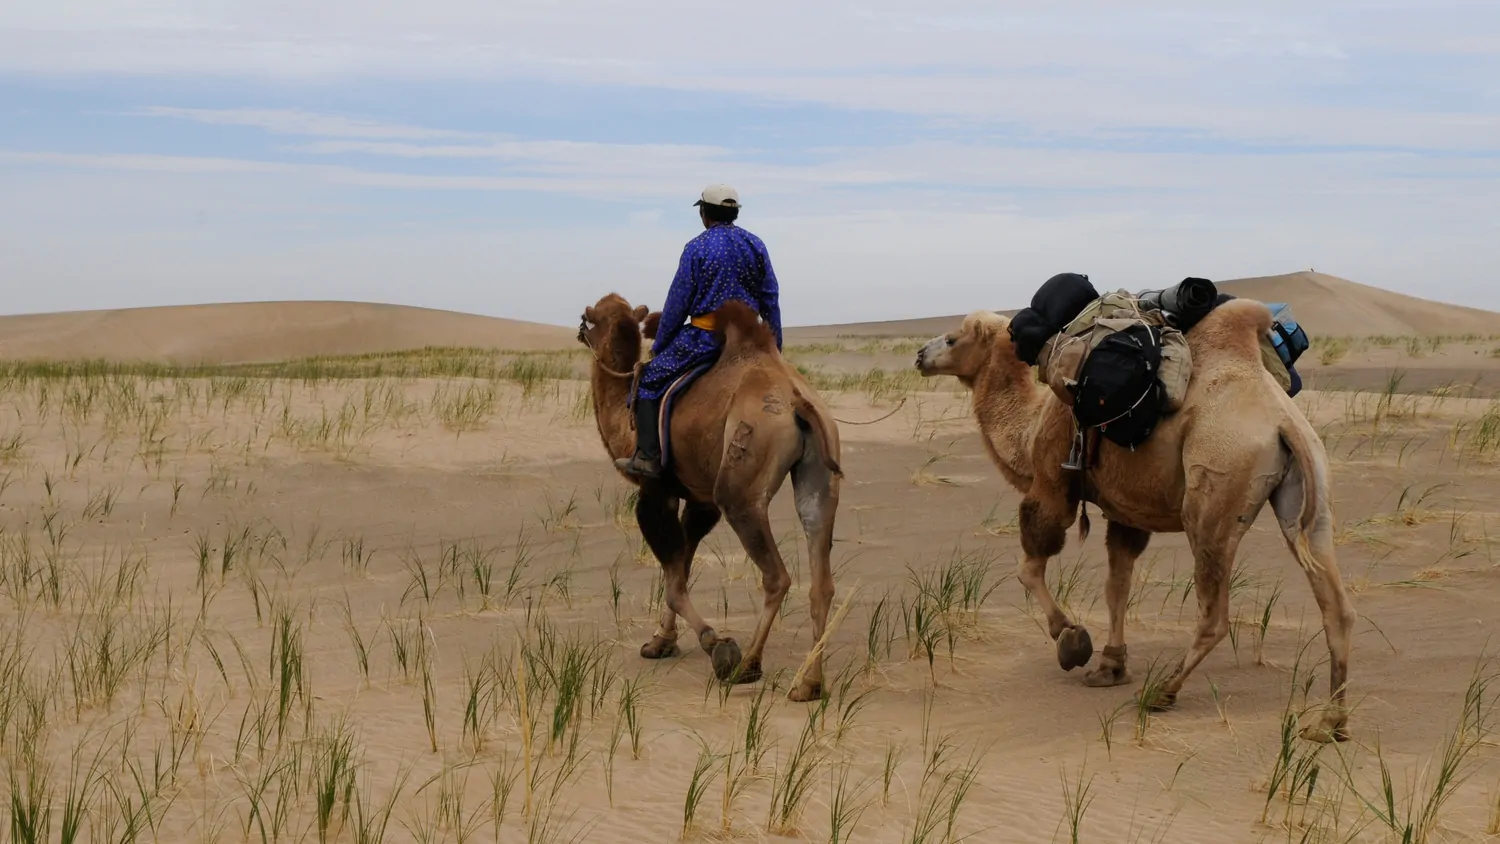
(615, 183), (784, 479)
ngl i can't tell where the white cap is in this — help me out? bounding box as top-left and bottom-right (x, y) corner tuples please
(694, 183), (740, 208)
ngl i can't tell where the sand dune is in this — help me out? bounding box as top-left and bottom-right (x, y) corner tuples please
(4, 271), (1497, 365)
(0, 300), (577, 364)
(785, 271), (1500, 342)
(1220, 271), (1500, 337)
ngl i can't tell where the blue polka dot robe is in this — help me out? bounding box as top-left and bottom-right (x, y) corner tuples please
(637, 222), (783, 401)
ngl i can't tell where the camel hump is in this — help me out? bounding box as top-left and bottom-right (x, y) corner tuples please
(1190, 297), (1276, 361)
(1205, 297), (1274, 336)
(711, 300), (778, 356)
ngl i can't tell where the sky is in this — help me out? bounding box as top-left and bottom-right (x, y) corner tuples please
(1, 2), (1497, 326)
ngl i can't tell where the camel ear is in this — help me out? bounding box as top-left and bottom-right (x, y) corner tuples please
(632, 305), (649, 323)
(642, 311), (662, 340)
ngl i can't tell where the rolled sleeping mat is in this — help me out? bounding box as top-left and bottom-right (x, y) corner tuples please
(1137, 277), (1219, 331)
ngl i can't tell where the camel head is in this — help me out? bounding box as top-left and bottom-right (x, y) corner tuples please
(578, 293), (650, 356)
(915, 311), (1013, 383)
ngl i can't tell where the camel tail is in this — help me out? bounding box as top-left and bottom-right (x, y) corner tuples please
(1278, 418), (1330, 573)
(792, 389), (844, 479)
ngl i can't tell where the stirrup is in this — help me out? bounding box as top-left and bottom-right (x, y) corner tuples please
(1061, 428), (1086, 472)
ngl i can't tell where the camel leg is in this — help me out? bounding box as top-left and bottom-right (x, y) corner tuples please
(681, 501), (722, 581)
(636, 487), (720, 661)
(1083, 521), (1150, 688)
(638, 492), (684, 659)
(644, 599), (681, 658)
(1146, 536), (1235, 711)
(643, 501), (723, 659)
(784, 442), (840, 702)
(1018, 496), (1093, 672)
(722, 504), (791, 689)
(1147, 476), (1250, 711)
(1272, 469), (1355, 743)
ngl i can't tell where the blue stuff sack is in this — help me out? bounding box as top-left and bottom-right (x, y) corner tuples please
(1266, 302), (1310, 369)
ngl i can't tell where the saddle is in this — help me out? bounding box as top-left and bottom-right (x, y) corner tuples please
(637, 309), (718, 472)
(657, 363), (715, 471)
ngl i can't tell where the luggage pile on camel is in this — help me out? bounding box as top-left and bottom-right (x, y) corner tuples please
(1008, 273), (1310, 457)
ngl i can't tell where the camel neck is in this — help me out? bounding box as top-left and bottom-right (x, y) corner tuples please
(971, 345), (1043, 490)
(590, 334), (642, 461)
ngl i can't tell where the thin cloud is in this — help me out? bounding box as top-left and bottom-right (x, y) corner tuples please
(287, 139), (732, 164)
(2, 0), (1498, 321)
(5, 2), (1495, 153)
(7, 139), (1494, 207)
(136, 107), (481, 140)
(0, 146), (918, 197)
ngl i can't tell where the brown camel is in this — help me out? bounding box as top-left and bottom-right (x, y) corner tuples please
(577, 293), (844, 701)
(914, 298), (1355, 742)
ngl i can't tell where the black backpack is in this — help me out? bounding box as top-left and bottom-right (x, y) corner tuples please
(1071, 323), (1166, 449)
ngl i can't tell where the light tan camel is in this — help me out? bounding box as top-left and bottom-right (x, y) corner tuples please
(578, 293), (844, 701)
(914, 298), (1355, 742)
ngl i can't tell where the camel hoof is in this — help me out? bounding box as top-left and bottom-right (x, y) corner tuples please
(788, 680), (825, 703)
(1082, 663), (1132, 688)
(710, 639), (747, 683)
(720, 654), (762, 686)
(1141, 688), (1178, 712)
(1300, 711), (1350, 744)
(1057, 626), (1094, 672)
(640, 636), (680, 660)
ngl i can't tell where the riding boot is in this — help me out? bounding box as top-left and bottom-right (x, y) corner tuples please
(614, 397), (663, 479)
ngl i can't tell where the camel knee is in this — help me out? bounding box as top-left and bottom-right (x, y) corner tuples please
(1020, 498), (1068, 558)
(1181, 611), (1231, 661)
(1325, 603), (1357, 660)
(809, 578), (833, 617)
(1016, 556), (1047, 593)
(1336, 604), (1357, 637)
(663, 573), (692, 613)
(1211, 613), (1231, 643)
(762, 567), (791, 603)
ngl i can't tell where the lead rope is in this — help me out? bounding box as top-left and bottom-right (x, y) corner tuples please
(625, 365), (642, 432)
(831, 397), (907, 426)
(578, 318), (646, 431)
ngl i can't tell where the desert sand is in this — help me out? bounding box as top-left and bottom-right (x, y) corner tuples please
(2, 275), (1500, 843)
(0, 300), (577, 364)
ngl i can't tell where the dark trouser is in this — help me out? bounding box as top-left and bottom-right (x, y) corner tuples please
(633, 396), (662, 461)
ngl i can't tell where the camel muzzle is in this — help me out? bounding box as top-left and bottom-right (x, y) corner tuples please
(915, 337), (945, 374)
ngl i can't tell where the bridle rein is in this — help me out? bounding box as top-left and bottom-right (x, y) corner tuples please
(577, 316), (644, 381)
